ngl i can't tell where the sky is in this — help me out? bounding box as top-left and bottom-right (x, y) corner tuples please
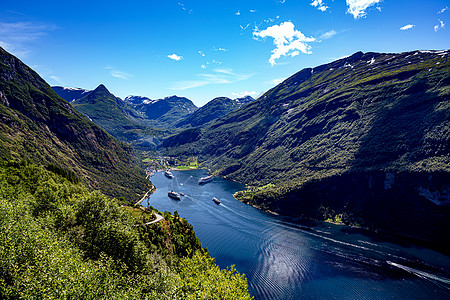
(0, 0), (449, 106)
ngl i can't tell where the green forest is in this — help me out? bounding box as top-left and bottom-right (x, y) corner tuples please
(0, 159), (252, 299)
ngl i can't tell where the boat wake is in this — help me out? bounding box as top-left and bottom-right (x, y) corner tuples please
(387, 261), (450, 290)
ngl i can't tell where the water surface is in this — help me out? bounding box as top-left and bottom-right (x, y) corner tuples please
(145, 169), (450, 299)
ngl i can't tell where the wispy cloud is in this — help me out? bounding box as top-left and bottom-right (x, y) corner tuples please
(178, 2), (193, 14)
(49, 75), (64, 84)
(240, 23), (251, 30)
(198, 50), (205, 57)
(266, 77), (286, 85)
(171, 68), (253, 90)
(400, 24), (415, 31)
(438, 6), (448, 14)
(235, 10), (241, 16)
(320, 29), (337, 39)
(168, 53), (183, 61)
(0, 21), (56, 57)
(105, 66), (131, 80)
(310, 0), (329, 12)
(212, 46), (228, 52)
(253, 21), (315, 66)
(250, 9), (256, 13)
(346, 0), (382, 19)
(434, 19), (445, 32)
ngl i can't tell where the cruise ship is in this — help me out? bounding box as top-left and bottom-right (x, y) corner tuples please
(168, 191), (181, 200)
(164, 170), (174, 179)
(198, 175), (213, 184)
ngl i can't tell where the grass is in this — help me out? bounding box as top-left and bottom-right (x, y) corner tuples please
(173, 156), (199, 170)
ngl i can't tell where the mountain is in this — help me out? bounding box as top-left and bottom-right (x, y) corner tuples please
(162, 50), (450, 248)
(125, 95), (197, 128)
(176, 95), (254, 128)
(54, 85), (162, 151)
(0, 46), (148, 201)
(52, 86), (89, 102)
(124, 95), (156, 106)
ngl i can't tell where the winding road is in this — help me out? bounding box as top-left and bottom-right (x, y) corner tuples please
(143, 212), (164, 225)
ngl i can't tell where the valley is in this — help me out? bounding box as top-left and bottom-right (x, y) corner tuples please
(51, 49), (450, 251)
(1, 45), (449, 299)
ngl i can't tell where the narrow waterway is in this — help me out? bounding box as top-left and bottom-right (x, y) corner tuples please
(144, 169), (450, 299)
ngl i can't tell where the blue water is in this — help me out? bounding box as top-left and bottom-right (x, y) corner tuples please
(144, 169), (450, 299)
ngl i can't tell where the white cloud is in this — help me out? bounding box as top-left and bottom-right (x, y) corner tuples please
(320, 29), (337, 39)
(198, 50), (205, 56)
(178, 2), (192, 14)
(168, 53), (183, 61)
(310, 0), (329, 12)
(346, 0), (382, 19)
(0, 21), (56, 57)
(200, 64), (207, 69)
(232, 91), (259, 98)
(253, 21), (315, 66)
(434, 19), (445, 32)
(240, 24), (250, 30)
(105, 66), (131, 79)
(171, 69), (253, 90)
(438, 6), (448, 14)
(49, 75), (63, 84)
(235, 10), (241, 16)
(212, 46), (228, 52)
(400, 24), (415, 31)
(266, 78), (286, 85)
(250, 9), (256, 13)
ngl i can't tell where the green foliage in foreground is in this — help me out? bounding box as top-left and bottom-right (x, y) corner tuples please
(0, 160), (252, 299)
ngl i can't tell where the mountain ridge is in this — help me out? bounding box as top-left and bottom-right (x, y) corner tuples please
(0, 46), (148, 201)
(176, 95), (254, 128)
(161, 49), (450, 248)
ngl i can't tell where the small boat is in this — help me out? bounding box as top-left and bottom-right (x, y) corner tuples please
(180, 192), (186, 196)
(212, 197), (221, 205)
(164, 170), (174, 179)
(168, 191), (181, 200)
(198, 175), (214, 184)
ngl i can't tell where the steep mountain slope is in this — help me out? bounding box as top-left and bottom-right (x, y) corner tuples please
(0, 46), (148, 201)
(125, 95), (198, 128)
(52, 86), (89, 102)
(176, 96), (254, 128)
(54, 85), (162, 151)
(163, 50), (450, 247)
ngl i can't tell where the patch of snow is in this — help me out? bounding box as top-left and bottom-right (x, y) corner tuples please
(367, 57), (375, 65)
(344, 62), (353, 69)
(63, 87), (85, 91)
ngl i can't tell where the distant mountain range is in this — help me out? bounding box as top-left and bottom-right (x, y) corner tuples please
(176, 96), (254, 128)
(0, 46), (148, 201)
(162, 50), (450, 249)
(53, 85), (255, 149)
(9, 43), (450, 249)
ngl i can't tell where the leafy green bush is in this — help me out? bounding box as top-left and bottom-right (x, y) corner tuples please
(0, 159), (253, 299)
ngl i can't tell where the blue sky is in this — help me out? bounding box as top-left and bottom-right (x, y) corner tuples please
(1, 0), (449, 106)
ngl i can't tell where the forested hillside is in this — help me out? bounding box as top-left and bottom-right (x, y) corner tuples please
(0, 160), (252, 299)
(0, 46), (147, 201)
(162, 50), (450, 248)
